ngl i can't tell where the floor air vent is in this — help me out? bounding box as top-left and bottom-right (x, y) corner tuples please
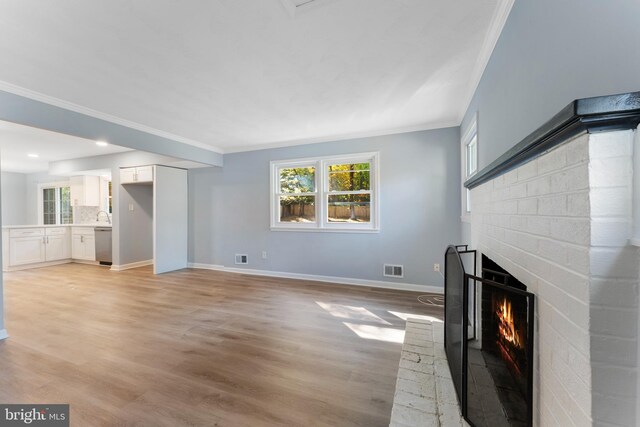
(384, 264), (403, 278)
(235, 254), (248, 265)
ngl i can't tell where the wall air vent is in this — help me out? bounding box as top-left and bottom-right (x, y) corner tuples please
(235, 254), (248, 265)
(383, 264), (404, 278)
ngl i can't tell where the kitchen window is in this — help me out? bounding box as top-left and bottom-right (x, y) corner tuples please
(270, 153), (379, 232)
(108, 181), (113, 214)
(39, 183), (73, 225)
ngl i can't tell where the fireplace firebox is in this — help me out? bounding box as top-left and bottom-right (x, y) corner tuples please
(445, 247), (534, 427)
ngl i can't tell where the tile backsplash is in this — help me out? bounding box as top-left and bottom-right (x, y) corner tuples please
(73, 206), (108, 224)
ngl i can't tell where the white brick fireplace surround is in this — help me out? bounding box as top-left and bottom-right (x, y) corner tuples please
(469, 130), (640, 426)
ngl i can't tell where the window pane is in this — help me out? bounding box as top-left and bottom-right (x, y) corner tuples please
(60, 187), (73, 224)
(280, 167), (315, 193)
(108, 181), (113, 214)
(279, 196), (316, 223)
(328, 163), (370, 191)
(43, 188), (56, 225)
(467, 136), (477, 176)
(328, 194), (370, 223)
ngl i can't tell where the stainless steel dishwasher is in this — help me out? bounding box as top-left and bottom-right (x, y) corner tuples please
(95, 227), (112, 265)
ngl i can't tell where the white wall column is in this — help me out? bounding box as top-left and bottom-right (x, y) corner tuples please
(632, 126), (640, 245)
(634, 126), (640, 425)
(0, 165), (7, 340)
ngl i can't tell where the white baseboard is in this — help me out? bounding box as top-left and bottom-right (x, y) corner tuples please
(111, 259), (153, 272)
(0, 329), (8, 340)
(72, 259), (100, 266)
(188, 263), (443, 294)
(3, 259), (72, 272)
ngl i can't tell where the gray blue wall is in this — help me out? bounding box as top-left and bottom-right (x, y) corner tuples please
(0, 90), (223, 167)
(460, 0), (640, 256)
(1, 172), (28, 226)
(118, 182), (153, 265)
(462, 0), (640, 171)
(49, 151), (177, 266)
(189, 128), (461, 288)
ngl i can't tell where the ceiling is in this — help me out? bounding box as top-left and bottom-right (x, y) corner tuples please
(0, 0), (508, 153)
(0, 121), (131, 173)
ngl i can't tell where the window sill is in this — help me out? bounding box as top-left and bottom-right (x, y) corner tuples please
(270, 227), (380, 234)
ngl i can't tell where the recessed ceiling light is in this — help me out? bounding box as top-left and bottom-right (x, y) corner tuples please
(27, 153), (39, 158)
(96, 141), (108, 147)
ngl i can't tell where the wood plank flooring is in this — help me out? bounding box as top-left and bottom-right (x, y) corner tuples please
(0, 264), (442, 426)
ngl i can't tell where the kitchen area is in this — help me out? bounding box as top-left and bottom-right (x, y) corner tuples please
(0, 120), (125, 272)
(0, 120), (189, 275)
(2, 170), (115, 271)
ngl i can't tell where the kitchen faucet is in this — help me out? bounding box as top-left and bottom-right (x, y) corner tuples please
(96, 210), (111, 224)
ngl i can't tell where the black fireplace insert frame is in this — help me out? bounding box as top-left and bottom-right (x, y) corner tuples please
(444, 244), (478, 343)
(469, 274), (535, 427)
(444, 245), (474, 418)
(445, 245), (536, 427)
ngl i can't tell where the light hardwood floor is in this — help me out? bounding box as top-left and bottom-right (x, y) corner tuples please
(0, 264), (442, 426)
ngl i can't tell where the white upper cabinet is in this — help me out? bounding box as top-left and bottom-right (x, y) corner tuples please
(136, 166), (154, 182)
(121, 166), (154, 184)
(120, 168), (136, 184)
(70, 176), (100, 206)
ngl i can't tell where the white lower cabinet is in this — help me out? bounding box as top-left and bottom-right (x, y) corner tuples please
(46, 227), (70, 261)
(5, 227), (71, 267)
(2, 226), (102, 271)
(71, 235), (83, 259)
(71, 227), (96, 261)
(9, 235), (46, 266)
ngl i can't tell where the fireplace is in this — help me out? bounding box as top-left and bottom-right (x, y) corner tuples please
(466, 255), (534, 427)
(458, 92), (640, 425)
(445, 247), (534, 427)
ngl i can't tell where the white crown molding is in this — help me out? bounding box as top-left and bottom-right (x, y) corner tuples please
(110, 259), (153, 272)
(188, 262), (444, 294)
(0, 79), (460, 156)
(224, 120), (459, 154)
(456, 0), (514, 123)
(0, 80), (224, 154)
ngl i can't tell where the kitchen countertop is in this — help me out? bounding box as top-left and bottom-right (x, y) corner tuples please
(2, 223), (112, 229)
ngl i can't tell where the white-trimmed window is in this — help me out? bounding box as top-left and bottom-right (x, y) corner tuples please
(461, 115), (478, 220)
(271, 152), (379, 232)
(38, 182), (73, 225)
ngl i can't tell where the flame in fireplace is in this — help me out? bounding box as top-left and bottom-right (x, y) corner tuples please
(496, 297), (521, 349)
